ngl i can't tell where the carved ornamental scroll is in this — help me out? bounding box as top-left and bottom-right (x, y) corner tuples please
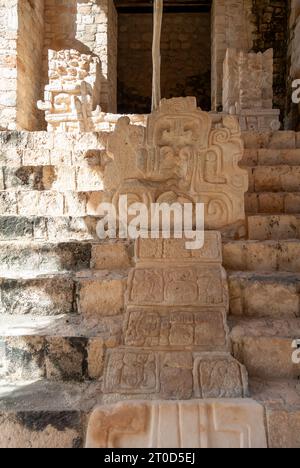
(104, 97), (248, 230)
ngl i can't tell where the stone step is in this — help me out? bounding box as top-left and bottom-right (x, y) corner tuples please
(0, 269), (129, 317)
(228, 272), (300, 318)
(0, 216), (100, 242)
(230, 318), (300, 380)
(242, 149), (300, 167)
(242, 131), (300, 150)
(247, 214), (300, 241)
(251, 378), (300, 448)
(0, 240), (132, 274)
(0, 314), (122, 382)
(0, 242), (92, 275)
(247, 166), (300, 194)
(0, 131), (108, 168)
(246, 192), (300, 214)
(223, 240), (300, 272)
(0, 377), (298, 448)
(0, 191), (111, 217)
(0, 166), (105, 192)
(0, 379), (103, 448)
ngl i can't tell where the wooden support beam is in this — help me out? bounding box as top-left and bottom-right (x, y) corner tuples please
(152, 0), (163, 111)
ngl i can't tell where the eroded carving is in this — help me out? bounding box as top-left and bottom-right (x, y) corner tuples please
(124, 308), (228, 349)
(136, 232), (222, 263)
(128, 265), (227, 307)
(86, 400), (267, 448)
(38, 49), (103, 132)
(104, 350), (247, 400)
(223, 48), (280, 132)
(193, 355), (248, 399)
(105, 97), (248, 230)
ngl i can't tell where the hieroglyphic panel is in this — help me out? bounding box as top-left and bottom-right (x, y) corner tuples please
(193, 355), (248, 399)
(127, 265), (228, 308)
(124, 308), (228, 349)
(135, 232), (222, 264)
(86, 400), (267, 448)
(104, 350), (246, 399)
(104, 350), (159, 394)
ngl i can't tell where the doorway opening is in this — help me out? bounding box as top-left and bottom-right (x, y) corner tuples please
(115, 1), (212, 114)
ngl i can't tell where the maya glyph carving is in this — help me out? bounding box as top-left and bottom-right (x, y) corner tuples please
(38, 49), (102, 132)
(104, 97), (248, 230)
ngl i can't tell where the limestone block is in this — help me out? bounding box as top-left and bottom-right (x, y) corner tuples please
(45, 337), (87, 382)
(135, 232), (222, 264)
(86, 399), (267, 448)
(106, 98), (248, 231)
(103, 350), (247, 399)
(38, 49), (103, 132)
(123, 308), (228, 350)
(127, 265), (228, 308)
(223, 49), (280, 131)
(78, 274), (126, 318)
(0, 412), (82, 449)
(91, 242), (131, 270)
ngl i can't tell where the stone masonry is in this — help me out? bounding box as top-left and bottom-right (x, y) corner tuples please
(0, 0), (300, 450)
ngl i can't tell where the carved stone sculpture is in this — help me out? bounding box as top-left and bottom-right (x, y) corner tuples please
(38, 49), (103, 132)
(223, 49), (281, 132)
(104, 97), (248, 231)
(103, 234), (249, 402)
(86, 400), (267, 448)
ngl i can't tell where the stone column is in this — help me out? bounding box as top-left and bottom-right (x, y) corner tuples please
(211, 0), (254, 111)
(0, 0), (44, 131)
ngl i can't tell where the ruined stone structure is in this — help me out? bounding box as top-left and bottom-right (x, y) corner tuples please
(0, 0), (300, 450)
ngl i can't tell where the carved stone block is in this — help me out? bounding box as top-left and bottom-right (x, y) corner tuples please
(135, 232), (222, 264)
(193, 354), (249, 399)
(104, 350), (159, 395)
(124, 308), (228, 350)
(127, 265), (228, 308)
(86, 399), (267, 448)
(223, 49), (280, 131)
(38, 49), (103, 132)
(103, 350), (247, 399)
(106, 97), (248, 230)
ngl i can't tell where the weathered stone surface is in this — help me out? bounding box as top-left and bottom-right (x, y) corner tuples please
(223, 48), (280, 132)
(0, 412), (83, 449)
(86, 399), (267, 448)
(38, 49), (102, 132)
(124, 308), (228, 350)
(136, 232), (222, 264)
(91, 242), (132, 270)
(78, 273), (127, 318)
(0, 276), (76, 316)
(0, 242), (91, 274)
(103, 349), (247, 399)
(127, 265), (228, 308)
(231, 319), (300, 379)
(106, 98), (248, 230)
(229, 272), (300, 318)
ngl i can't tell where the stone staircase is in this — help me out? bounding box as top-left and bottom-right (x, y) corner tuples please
(226, 131), (300, 448)
(0, 130), (300, 448)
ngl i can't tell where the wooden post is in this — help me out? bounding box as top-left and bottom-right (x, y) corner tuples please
(152, 0), (163, 111)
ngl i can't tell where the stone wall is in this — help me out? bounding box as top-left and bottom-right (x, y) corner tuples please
(43, 0), (117, 113)
(0, 0), (18, 130)
(17, 0), (44, 131)
(286, 0), (300, 129)
(251, 0), (289, 121)
(0, 0), (44, 131)
(117, 12), (211, 114)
